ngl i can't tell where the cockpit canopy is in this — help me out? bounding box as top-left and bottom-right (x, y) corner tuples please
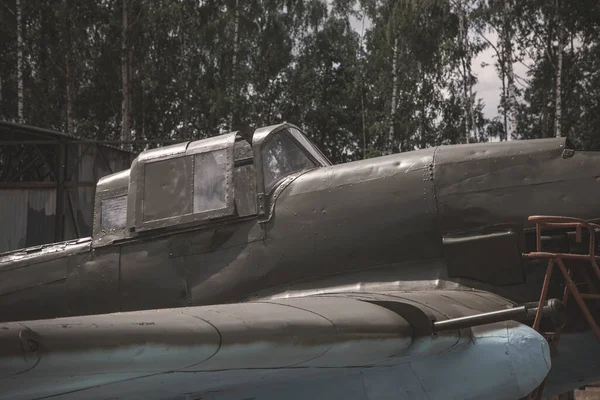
(92, 123), (330, 247)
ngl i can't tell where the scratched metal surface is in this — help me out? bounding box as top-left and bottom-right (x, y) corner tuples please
(1, 126), (600, 398)
(2, 130), (600, 327)
(0, 291), (553, 400)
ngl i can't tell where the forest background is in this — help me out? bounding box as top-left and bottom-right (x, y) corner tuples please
(1, 0), (599, 163)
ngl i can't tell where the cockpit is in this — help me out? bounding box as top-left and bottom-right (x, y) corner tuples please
(254, 124), (331, 194)
(92, 123), (330, 247)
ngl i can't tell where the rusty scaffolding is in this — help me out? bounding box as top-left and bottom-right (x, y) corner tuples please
(521, 215), (600, 400)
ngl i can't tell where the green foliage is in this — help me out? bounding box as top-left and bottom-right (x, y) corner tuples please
(2, 0), (600, 161)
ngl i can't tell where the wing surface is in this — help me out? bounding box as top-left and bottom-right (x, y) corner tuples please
(0, 290), (550, 400)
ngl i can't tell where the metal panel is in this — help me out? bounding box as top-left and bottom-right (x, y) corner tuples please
(233, 164), (257, 217)
(92, 174), (130, 248)
(130, 133), (237, 232)
(0, 255), (69, 322)
(119, 238), (188, 311)
(67, 248), (119, 316)
(433, 137), (574, 233)
(26, 190), (57, 247)
(0, 191), (28, 253)
(176, 220), (263, 304)
(443, 231), (524, 285)
(0, 279), (68, 323)
(265, 147), (441, 286)
(0, 254), (68, 296)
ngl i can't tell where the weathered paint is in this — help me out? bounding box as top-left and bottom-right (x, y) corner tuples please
(0, 294), (549, 400)
(1, 123), (600, 398)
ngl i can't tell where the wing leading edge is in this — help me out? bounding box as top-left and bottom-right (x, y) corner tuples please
(0, 291), (550, 400)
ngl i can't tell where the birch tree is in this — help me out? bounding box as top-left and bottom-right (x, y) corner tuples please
(16, 0), (23, 123)
(502, 0), (517, 140)
(121, 0), (131, 147)
(387, 35), (399, 153)
(229, 0), (240, 131)
(62, 0), (74, 135)
(554, 0), (563, 138)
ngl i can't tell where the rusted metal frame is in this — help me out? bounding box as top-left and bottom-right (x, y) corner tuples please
(528, 216), (600, 259)
(533, 259), (554, 331)
(554, 267), (573, 342)
(529, 215), (600, 229)
(96, 145), (114, 174)
(580, 293), (600, 299)
(533, 214), (600, 295)
(555, 257), (600, 341)
(524, 252), (600, 261)
(590, 257), (600, 282)
(66, 143), (93, 181)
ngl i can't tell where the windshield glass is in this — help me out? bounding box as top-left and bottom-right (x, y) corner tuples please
(262, 130), (316, 193)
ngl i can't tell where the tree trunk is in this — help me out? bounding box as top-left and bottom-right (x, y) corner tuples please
(555, 0), (564, 138)
(387, 36), (399, 154)
(468, 62), (477, 141)
(360, 12), (366, 159)
(128, 39), (133, 141)
(503, 0), (517, 141)
(16, 0), (24, 123)
(121, 0), (130, 148)
(420, 64), (426, 147)
(64, 0), (74, 135)
(459, 4), (471, 143)
(501, 64), (508, 141)
(66, 57), (74, 135)
(229, 0), (239, 131)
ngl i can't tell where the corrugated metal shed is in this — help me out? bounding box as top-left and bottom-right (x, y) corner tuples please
(0, 122), (135, 253)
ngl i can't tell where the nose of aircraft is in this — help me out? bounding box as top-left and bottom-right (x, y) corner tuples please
(400, 320), (551, 400)
(508, 322), (552, 395)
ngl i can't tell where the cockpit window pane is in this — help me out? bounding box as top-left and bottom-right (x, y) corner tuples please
(101, 195), (127, 230)
(262, 131), (316, 193)
(193, 149), (228, 213)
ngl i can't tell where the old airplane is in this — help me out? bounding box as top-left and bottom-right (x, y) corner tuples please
(1, 122), (600, 400)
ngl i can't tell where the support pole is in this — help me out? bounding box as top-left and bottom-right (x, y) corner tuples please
(54, 140), (66, 242)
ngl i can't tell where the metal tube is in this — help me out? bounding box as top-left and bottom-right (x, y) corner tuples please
(533, 260), (554, 331)
(432, 299), (566, 333)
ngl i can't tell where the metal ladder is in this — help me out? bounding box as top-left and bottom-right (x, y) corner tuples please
(520, 216), (600, 400)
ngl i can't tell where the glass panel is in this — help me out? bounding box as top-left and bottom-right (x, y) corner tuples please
(101, 195), (127, 230)
(262, 131), (316, 193)
(193, 149), (228, 213)
(288, 127), (331, 166)
(143, 157), (193, 221)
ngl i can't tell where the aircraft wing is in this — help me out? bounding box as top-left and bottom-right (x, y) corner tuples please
(0, 290), (551, 400)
